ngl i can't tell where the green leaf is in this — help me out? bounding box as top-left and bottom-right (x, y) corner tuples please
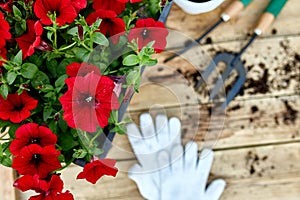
(20, 19), (27, 31)
(48, 120), (58, 134)
(46, 59), (58, 77)
(55, 74), (68, 93)
(58, 118), (68, 133)
(58, 133), (79, 151)
(88, 147), (104, 156)
(123, 54), (140, 66)
(0, 156), (12, 167)
(21, 63), (38, 79)
(73, 149), (87, 159)
(141, 58), (158, 66)
(7, 71), (17, 85)
(72, 48), (90, 62)
(55, 74), (67, 88)
(28, 54), (43, 67)
(92, 32), (109, 47)
(47, 31), (53, 42)
(134, 75), (141, 92)
(31, 71), (50, 88)
(43, 106), (53, 121)
(8, 124), (19, 139)
(13, 50), (23, 65)
(92, 19), (102, 30)
(12, 5), (22, 18)
(0, 84), (9, 99)
(2, 64), (12, 71)
(15, 22), (25, 36)
(67, 26), (78, 36)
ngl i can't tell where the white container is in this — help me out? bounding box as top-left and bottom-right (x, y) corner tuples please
(174, 0), (224, 15)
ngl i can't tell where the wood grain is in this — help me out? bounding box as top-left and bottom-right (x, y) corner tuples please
(166, 0), (300, 46)
(56, 143), (300, 200)
(18, 0), (300, 199)
(0, 166), (16, 200)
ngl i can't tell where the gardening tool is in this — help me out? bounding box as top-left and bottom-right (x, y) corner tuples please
(164, 0), (253, 63)
(195, 0), (288, 110)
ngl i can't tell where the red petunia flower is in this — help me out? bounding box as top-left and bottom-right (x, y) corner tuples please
(0, 0), (12, 12)
(59, 72), (119, 132)
(77, 159), (118, 184)
(128, 18), (168, 53)
(92, 0), (125, 15)
(71, 0), (87, 13)
(0, 12), (11, 49)
(66, 62), (101, 77)
(12, 144), (62, 178)
(0, 47), (7, 66)
(118, 0), (142, 3)
(0, 91), (38, 123)
(10, 123), (57, 156)
(34, 0), (77, 26)
(16, 20), (43, 59)
(86, 9), (125, 41)
(14, 174), (74, 200)
(13, 174), (48, 193)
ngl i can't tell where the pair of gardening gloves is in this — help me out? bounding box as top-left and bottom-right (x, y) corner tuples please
(126, 113), (226, 200)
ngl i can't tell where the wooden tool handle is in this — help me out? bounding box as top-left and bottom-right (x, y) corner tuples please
(221, 0), (252, 21)
(254, 0), (288, 35)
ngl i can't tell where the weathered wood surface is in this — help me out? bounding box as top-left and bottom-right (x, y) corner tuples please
(166, 0), (300, 46)
(0, 166), (16, 200)
(58, 143), (300, 200)
(108, 95), (300, 160)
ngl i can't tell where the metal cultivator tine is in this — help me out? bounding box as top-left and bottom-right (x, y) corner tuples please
(223, 61), (247, 109)
(195, 52), (247, 111)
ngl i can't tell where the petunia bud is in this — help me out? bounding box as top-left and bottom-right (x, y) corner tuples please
(54, 113), (60, 121)
(78, 25), (84, 41)
(21, 83), (29, 89)
(159, 0), (167, 7)
(35, 40), (53, 52)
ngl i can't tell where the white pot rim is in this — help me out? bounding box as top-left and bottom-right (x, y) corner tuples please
(174, 0), (225, 15)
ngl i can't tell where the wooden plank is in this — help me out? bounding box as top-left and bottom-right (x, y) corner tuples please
(60, 142), (300, 200)
(166, 0), (300, 47)
(137, 36), (300, 108)
(0, 166), (16, 200)
(107, 94), (300, 159)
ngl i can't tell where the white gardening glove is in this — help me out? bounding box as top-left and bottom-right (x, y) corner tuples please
(158, 142), (226, 200)
(127, 113), (226, 200)
(127, 113), (181, 200)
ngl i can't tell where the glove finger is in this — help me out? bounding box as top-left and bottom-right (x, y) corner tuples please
(140, 113), (156, 141)
(128, 163), (160, 184)
(170, 144), (184, 173)
(155, 114), (169, 147)
(184, 141), (198, 171)
(128, 164), (160, 200)
(127, 123), (146, 154)
(205, 179), (226, 200)
(197, 148), (214, 192)
(169, 117), (181, 145)
(157, 150), (171, 181)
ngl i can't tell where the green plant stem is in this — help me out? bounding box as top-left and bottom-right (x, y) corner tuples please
(58, 42), (77, 51)
(89, 32), (93, 50)
(81, 42), (93, 52)
(53, 28), (57, 49)
(89, 130), (102, 148)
